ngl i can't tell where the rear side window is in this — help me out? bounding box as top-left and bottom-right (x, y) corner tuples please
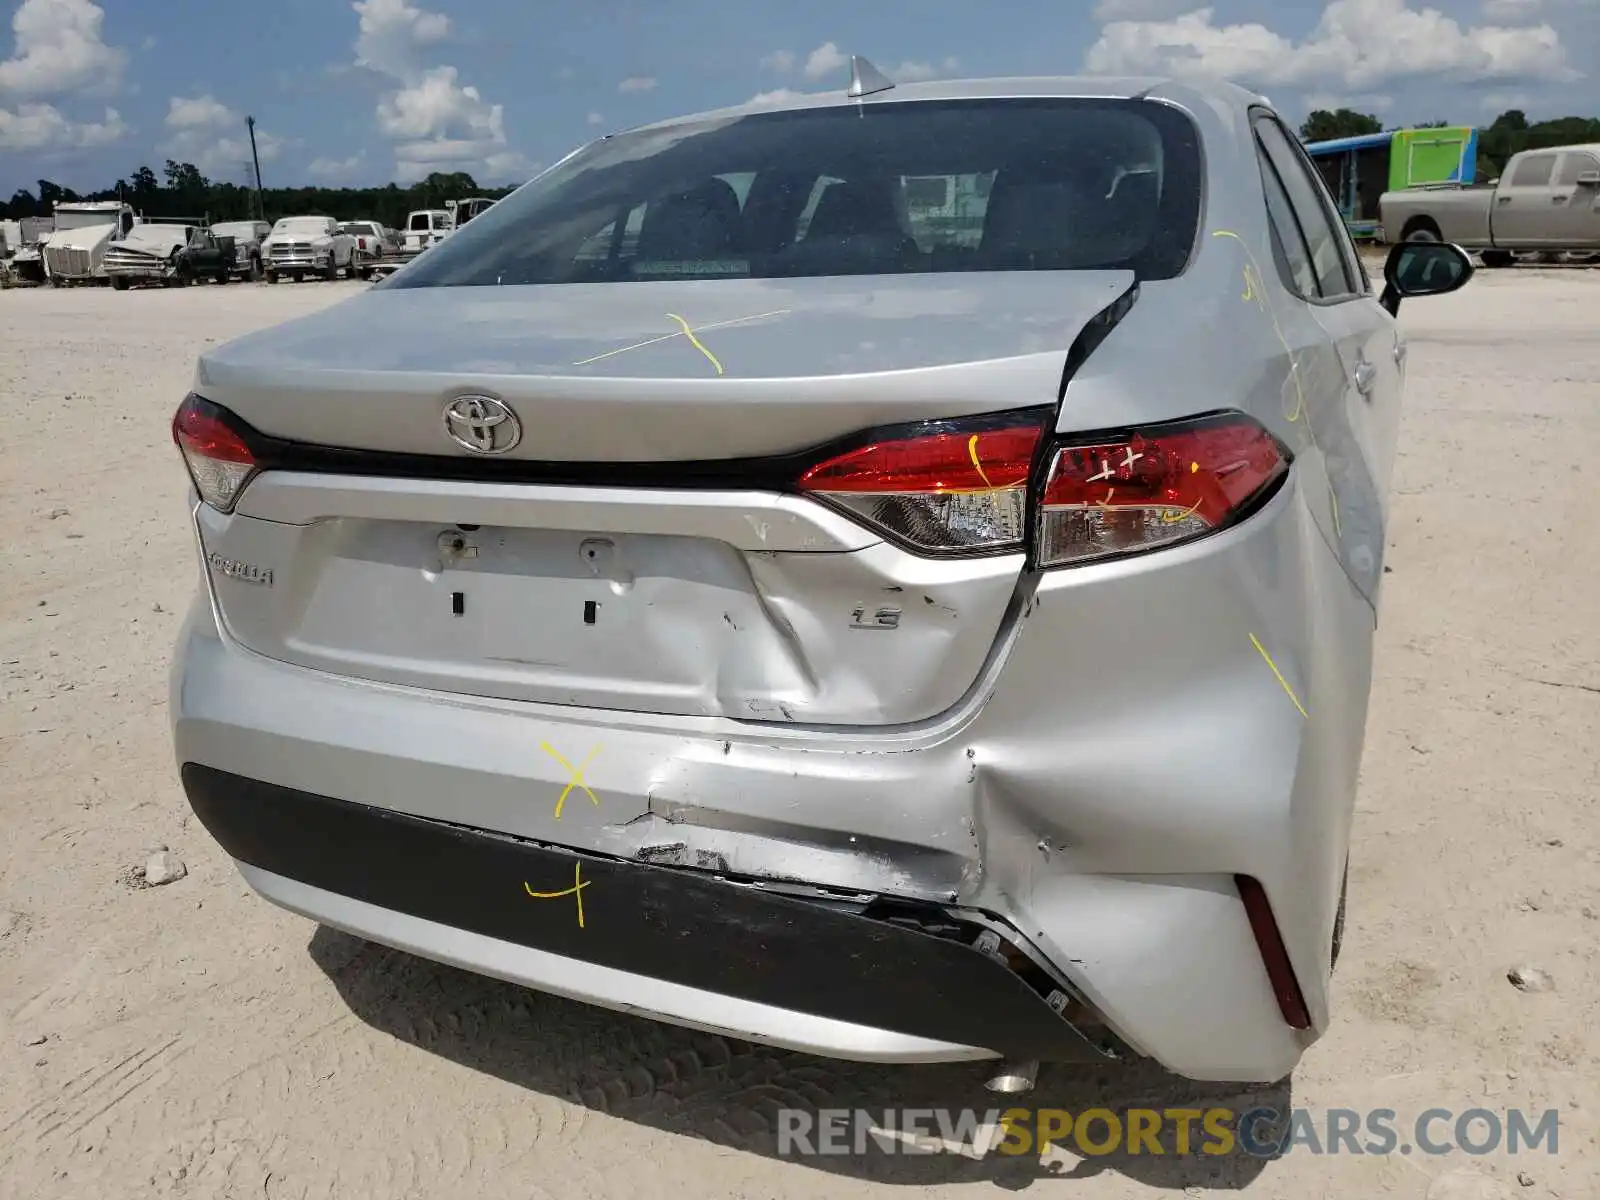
(1554, 153), (1600, 187)
(1509, 154), (1557, 187)
(1254, 117), (1357, 300)
(408, 213), (431, 231)
(386, 98), (1203, 288)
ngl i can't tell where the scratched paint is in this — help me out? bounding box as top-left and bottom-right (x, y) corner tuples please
(524, 863), (591, 928)
(540, 741), (602, 820)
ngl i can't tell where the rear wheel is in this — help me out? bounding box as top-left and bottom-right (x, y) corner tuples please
(265, 270), (278, 285)
(111, 276), (129, 291)
(1402, 220), (1442, 243)
(1481, 250), (1514, 268)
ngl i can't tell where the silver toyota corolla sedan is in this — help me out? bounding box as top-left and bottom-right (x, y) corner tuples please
(170, 67), (1472, 1085)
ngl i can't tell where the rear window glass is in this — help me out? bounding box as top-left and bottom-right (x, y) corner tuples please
(386, 98), (1202, 288)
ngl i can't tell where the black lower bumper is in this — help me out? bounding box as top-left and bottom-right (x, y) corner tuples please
(181, 764), (1104, 1061)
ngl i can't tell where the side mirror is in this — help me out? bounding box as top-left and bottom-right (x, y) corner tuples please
(1380, 241), (1474, 317)
(1576, 171), (1600, 188)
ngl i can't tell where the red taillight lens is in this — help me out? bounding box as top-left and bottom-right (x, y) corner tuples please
(1037, 413), (1287, 567)
(172, 394), (257, 513)
(797, 411), (1051, 553)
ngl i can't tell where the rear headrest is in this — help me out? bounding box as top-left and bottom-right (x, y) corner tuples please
(636, 178), (742, 260)
(806, 181), (905, 240)
(982, 167), (1161, 269)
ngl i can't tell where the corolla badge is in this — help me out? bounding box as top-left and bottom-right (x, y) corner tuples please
(443, 394), (522, 454)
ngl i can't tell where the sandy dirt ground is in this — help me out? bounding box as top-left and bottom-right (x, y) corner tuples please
(0, 271), (1596, 1200)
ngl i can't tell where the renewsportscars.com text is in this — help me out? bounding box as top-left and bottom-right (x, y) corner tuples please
(776, 1106), (1561, 1159)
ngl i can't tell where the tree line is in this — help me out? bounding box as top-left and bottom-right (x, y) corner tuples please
(0, 159), (517, 228)
(1299, 108), (1600, 179)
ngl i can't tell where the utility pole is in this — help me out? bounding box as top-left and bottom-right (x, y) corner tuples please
(246, 115), (265, 221)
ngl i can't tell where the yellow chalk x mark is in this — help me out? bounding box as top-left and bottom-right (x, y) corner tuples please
(967, 434), (995, 488)
(1249, 632), (1309, 720)
(665, 312), (725, 376)
(1191, 461), (1200, 474)
(540, 741), (602, 819)
(571, 309), (790, 368)
(525, 863), (591, 928)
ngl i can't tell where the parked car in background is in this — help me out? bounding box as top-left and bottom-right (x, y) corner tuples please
(172, 65), (1474, 1087)
(340, 221), (399, 276)
(42, 201), (136, 285)
(212, 220), (271, 280)
(261, 216), (358, 283)
(176, 229), (239, 284)
(401, 209), (453, 254)
(446, 197), (497, 227)
(1379, 143), (1600, 266)
(104, 222), (201, 288)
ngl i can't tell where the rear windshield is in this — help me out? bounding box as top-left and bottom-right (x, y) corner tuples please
(386, 98), (1202, 289)
(408, 213), (437, 231)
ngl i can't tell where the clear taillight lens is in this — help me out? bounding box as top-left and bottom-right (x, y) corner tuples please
(1037, 413), (1288, 567)
(172, 394), (257, 513)
(797, 410), (1052, 554)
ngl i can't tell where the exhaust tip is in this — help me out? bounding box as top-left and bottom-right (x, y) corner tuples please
(984, 1058), (1039, 1095)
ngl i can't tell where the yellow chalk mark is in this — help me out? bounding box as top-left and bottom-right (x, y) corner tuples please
(1190, 461), (1200, 474)
(571, 309), (790, 367)
(967, 434), (995, 488)
(1249, 632), (1309, 720)
(666, 312), (724, 376)
(1160, 498), (1204, 523)
(1212, 230), (1306, 424)
(540, 741), (602, 820)
(524, 863), (591, 928)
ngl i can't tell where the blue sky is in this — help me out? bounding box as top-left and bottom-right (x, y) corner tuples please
(1, 0), (1597, 195)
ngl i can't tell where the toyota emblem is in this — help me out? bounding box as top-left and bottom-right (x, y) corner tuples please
(442, 394), (522, 455)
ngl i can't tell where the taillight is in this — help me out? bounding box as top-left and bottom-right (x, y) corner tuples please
(1036, 413), (1287, 567)
(797, 410), (1052, 554)
(172, 394), (257, 513)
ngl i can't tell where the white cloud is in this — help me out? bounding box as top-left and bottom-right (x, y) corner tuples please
(760, 49), (796, 73)
(586, 110), (604, 126)
(617, 75), (657, 92)
(0, 0), (126, 97)
(1085, 1), (1574, 91)
(308, 151), (366, 181)
(165, 93), (232, 131)
(0, 99), (123, 149)
(353, 0), (448, 76)
(349, 0), (523, 183)
(802, 41), (848, 80)
(890, 56), (960, 82)
(161, 93), (282, 177)
(747, 87), (807, 106)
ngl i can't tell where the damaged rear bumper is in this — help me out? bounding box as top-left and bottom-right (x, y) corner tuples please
(172, 475), (1361, 1082)
(182, 763), (1111, 1063)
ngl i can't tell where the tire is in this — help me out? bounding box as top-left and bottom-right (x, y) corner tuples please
(1481, 250), (1514, 268)
(293, 272), (304, 283)
(1402, 220), (1441, 243)
(111, 276), (129, 291)
(323, 258), (338, 282)
(248, 256), (263, 282)
(214, 270), (228, 285)
(265, 270), (278, 284)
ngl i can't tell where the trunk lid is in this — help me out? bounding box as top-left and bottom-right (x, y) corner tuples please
(194, 272), (1133, 725)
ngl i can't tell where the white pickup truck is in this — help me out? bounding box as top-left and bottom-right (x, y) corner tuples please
(1379, 143), (1600, 266)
